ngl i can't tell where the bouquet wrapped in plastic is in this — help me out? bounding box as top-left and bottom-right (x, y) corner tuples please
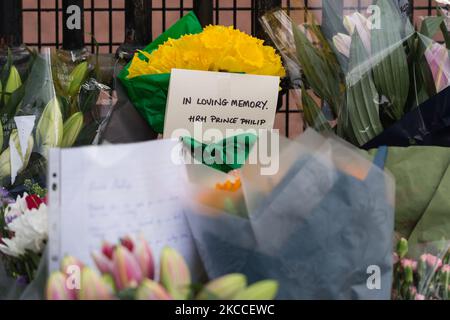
(0, 48), (115, 192)
(261, 0), (450, 148)
(261, 2), (450, 299)
(393, 237), (450, 300)
(0, 48), (116, 295)
(184, 129), (396, 299)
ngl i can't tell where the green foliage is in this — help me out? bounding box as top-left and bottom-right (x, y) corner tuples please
(371, 0), (410, 121)
(292, 20), (344, 118)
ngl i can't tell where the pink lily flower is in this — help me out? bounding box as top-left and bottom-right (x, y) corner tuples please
(46, 272), (77, 300)
(424, 42), (450, 93)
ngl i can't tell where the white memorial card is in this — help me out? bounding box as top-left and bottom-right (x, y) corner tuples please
(48, 139), (201, 275)
(163, 69), (280, 141)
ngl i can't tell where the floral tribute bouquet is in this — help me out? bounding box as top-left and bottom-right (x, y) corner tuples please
(393, 238), (450, 300)
(119, 11), (285, 134)
(0, 48), (115, 291)
(261, 0), (450, 299)
(0, 180), (47, 282)
(185, 129), (396, 299)
(261, 0), (450, 147)
(46, 236), (278, 300)
(0, 48), (114, 192)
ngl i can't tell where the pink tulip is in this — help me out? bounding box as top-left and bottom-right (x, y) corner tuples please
(46, 272), (77, 300)
(120, 236), (134, 252)
(132, 236), (155, 280)
(112, 245), (143, 290)
(101, 241), (115, 260)
(424, 42), (450, 92)
(79, 267), (114, 300)
(92, 251), (114, 275)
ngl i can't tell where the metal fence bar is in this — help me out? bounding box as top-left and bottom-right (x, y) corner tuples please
(0, 0), (23, 47)
(253, 0), (282, 41)
(117, 0), (153, 60)
(62, 0), (84, 50)
(194, 0), (214, 27)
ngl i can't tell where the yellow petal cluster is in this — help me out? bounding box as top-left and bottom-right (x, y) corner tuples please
(127, 25), (286, 79)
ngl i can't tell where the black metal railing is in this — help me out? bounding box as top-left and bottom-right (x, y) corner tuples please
(0, 0), (418, 137)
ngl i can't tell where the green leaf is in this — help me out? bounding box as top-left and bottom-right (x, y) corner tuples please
(300, 84), (332, 132)
(371, 0), (409, 121)
(3, 66), (22, 105)
(292, 22), (344, 117)
(3, 85), (25, 122)
(0, 49), (13, 97)
(0, 120), (3, 151)
(20, 54), (55, 117)
(79, 83), (100, 114)
(420, 16), (445, 39)
(346, 31), (383, 146)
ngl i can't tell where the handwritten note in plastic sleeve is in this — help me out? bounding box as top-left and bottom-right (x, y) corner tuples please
(48, 140), (202, 276)
(163, 69), (280, 140)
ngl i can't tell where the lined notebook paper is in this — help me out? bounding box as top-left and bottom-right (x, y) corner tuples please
(48, 139), (201, 275)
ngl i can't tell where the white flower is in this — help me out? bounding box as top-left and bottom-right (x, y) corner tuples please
(333, 33), (352, 58)
(343, 12), (371, 54)
(0, 203), (48, 258)
(4, 192), (29, 224)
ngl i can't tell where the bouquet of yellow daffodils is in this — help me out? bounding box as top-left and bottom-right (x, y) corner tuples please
(119, 11), (285, 134)
(127, 25), (285, 78)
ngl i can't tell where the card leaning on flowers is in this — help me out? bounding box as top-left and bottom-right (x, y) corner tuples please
(118, 11), (286, 135)
(0, 47), (117, 298)
(261, 0), (450, 299)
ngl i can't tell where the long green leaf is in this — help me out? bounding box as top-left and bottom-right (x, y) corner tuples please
(292, 22), (343, 117)
(371, 0), (410, 121)
(346, 31), (383, 146)
(420, 16), (445, 39)
(300, 84), (332, 132)
(0, 120), (3, 151)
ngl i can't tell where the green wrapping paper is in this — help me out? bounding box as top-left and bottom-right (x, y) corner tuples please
(369, 146), (450, 247)
(183, 133), (257, 173)
(118, 12), (203, 133)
